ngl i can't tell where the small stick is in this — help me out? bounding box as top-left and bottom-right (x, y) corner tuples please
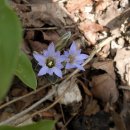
(0, 83), (52, 110)
(0, 80), (72, 125)
(24, 25), (76, 31)
(0, 79), (62, 110)
(119, 86), (130, 91)
(60, 104), (66, 124)
(0, 89), (56, 125)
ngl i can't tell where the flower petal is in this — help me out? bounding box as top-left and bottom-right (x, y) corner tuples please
(38, 66), (48, 76)
(77, 49), (81, 54)
(43, 50), (49, 57)
(76, 54), (88, 60)
(55, 51), (60, 57)
(69, 41), (77, 53)
(64, 51), (69, 56)
(59, 55), (66, 62)
(56, 62), (63, 69)
(33, 53), (44, 66)
(74, 64), (85, 71)
(47, 42), (55, 56)
(53, 67), (62, 78)
(66, 63), (75, 69)
(47, 68), (53, 75)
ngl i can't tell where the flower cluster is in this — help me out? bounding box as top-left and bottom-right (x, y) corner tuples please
(33, 42), (88, 78)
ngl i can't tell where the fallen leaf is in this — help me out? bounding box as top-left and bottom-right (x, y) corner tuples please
(95, 0), (111, 13)
(110, 38), (124, 56)
(66, 0), (93, 13)
(111, 110), (126, 130)
(21, 40), (32, 59)
(91, 74), (119, 103)
(56, 78), (82, 105)
(97, 1), (121, 27)
(11, 86), (28, 97)
(92, 60), (116, 79)
(106, 7), (130, 30)
(43, 31), (60, 43)
(84, 99), (100, 116)
(120, 0), (129, 9)
(25, 30), (35, 40)
(0, 110), (14, 122)
(123, 111), (130, 130)
(11, 1), (69, 27)
(27, 40), (47, 53)
(79, 20), (103, 44)
(114, 48), (130, 86)
(97, 44), (110, 59)
(77, 79), (92, 96)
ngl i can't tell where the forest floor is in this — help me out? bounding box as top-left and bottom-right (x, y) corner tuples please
(0, 0), (130, 130)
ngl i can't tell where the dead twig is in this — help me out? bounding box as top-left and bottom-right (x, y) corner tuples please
(119, 86), (130, 91)
(0, 79), (62, 110)
(0, 89), (56, 125)
(24, 25), (76, 31)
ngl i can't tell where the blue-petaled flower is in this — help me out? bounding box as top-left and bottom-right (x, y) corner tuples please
(33, 43), (64, 78)
(64, 41), (88, 70)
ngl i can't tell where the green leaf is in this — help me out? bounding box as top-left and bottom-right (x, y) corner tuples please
(0, 120), (55, 130)
(0, 0), (22, 98)
(15, 51), (37, 90)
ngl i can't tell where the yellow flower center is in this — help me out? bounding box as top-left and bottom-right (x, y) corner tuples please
(68, 55), (75, 63)
(46, 57), (55, 68)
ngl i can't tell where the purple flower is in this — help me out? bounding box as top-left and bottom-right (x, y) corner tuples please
(33, 43), (64, 78)
(64, 41), (88, 70)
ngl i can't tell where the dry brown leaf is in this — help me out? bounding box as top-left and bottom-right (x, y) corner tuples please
(56, 78), (82, 105)
(66, 0), (93, 13)
(31, 3), (68, 27)
(97, 44), (110, 59)
(77, 79), (92, 96)
(110, 38), (124, 56)
(25, 30), (35, 40)
(111, 110), (126, 130)
(14, 89), (46, 112)
(79, 20), (103, 44)
(92, 60), (116, 79)
(84, 100), (100, 116)
(0, 110), (14, 122)
(43, 31), (60, 43)
(114, 48), (130, 86)
(11, 87), (28, 97)
(106, 7), (130, 30)
(91, 74), (119, 103)
(114, 48), (130, 103)
(95, 0), (111, 13)
(79, 20), (103, 33)
(97, 1), (121, 27)
(21, 40), (32, 58)
(11, 1), (69, 27)
(27, 40), (47, 53)
(123, 111), (130, 130)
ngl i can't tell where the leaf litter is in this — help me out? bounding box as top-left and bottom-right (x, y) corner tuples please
(0, 0), (130, 130)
